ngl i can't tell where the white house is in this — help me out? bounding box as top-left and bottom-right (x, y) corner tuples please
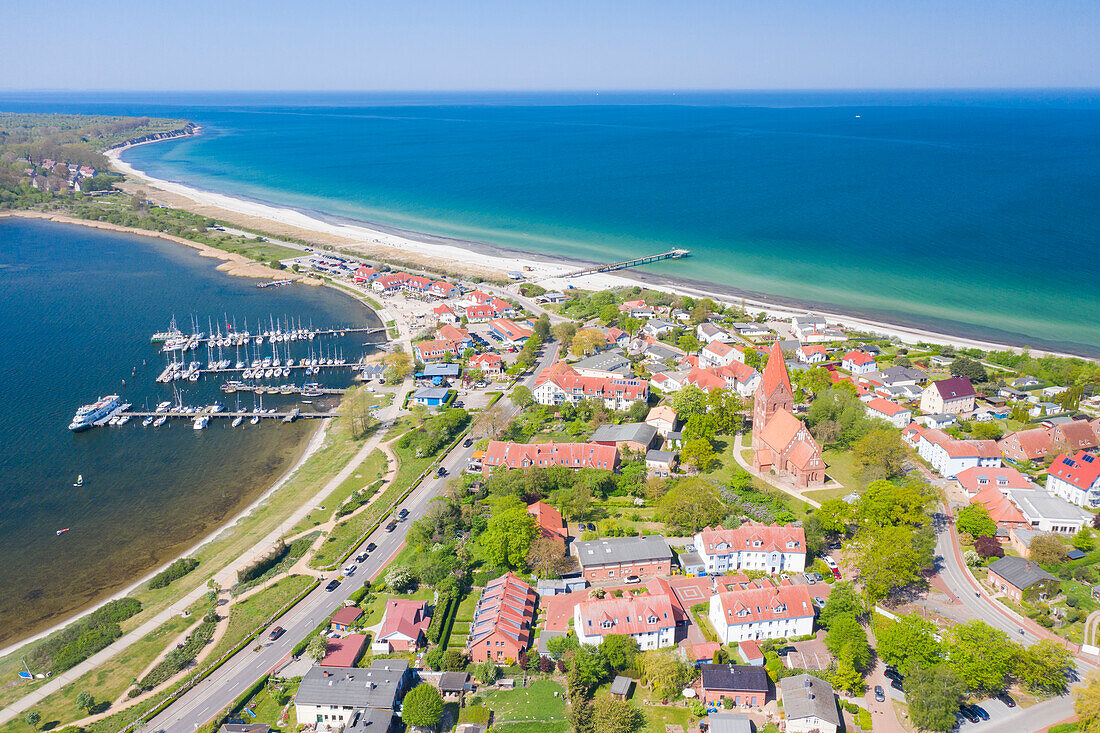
(697, 323), (735, 343)
(1046, 451), (1100, 508)
(905, 425), (1001, 479)
(781, 675), (841, 733)
(574, 594), (677, 650)
(795, 344), (827, 364)
(701, 340), (743, 368)
(709, 585), (814, 644)
(694, 523), (807, 575)
(791, 314), (826, 341)
(642, 319), (675, 338)
(864, 398), (912, 429)
(841, 350), (877, 375)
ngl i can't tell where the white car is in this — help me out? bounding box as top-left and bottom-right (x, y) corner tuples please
(822, 556), (838, 570)
(343, 565), (357, 576)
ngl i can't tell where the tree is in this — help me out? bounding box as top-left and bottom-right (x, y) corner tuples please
(851, 427), (908, 480)
(707, 389), (745, 434)
(678, 333), (701, 353)
(906, 663), (965, 732)
(342, 385), (380, 439)
(1074, 526), (1096, 551)
(481, 497), (538, 569)
(382, 350), (413, 382)
(657, 479), (726, 534)
(1075, 671), (1100, 733)
(510, 384), (533, 408)
(945, 620), (1019, 693)
(642, 649), (695, 699)
(849, 523), (934, 603)
(970, 422), (1003, 441)
(528, 536), (572, 578)
(592, 695), (644, 733)
(385, 565), (416, 593)
(857, 478), (934, 528)
(956, 504), (996, 538)
(552, 322), (578, 348)
(600, 634), (640, 672)
(568, 698), (595, 733)
(680, 438), (716, 472)
(876, 613), (943, 675)
(950, 356), (987, 383)
(671, 385), (708, 420)
(571, 645), (611, 689)
(1016, 639), (1073, 696)
(824, 614), (870, 671)
(534, 314), (551, 340)
(76, 690), (95, 713)
(817, 582), (864, 629)
(1030, 534), (1069, 565)
(571, 329), (606, 356)
(974, 535), (1004, 559)
(402, 683), (445, 728)
(23, 712), (40, 731)
(442, 649), (468, 671)
(830, 648), (865, 695)
(473, 660), (501, 685)
(816, 499), (854, 535)
(305, 635), (328, 663)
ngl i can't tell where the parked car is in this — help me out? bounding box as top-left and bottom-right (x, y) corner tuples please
(366, 542), (377, 551)
(463, 438), (473, 447)
(268, 626), (285, 641)
(624, 575), (641, 584)
(343, 565), (357, 575)
(325, 579), (341, 592)
(890, 678), (904, 692)
(355, 552), (369, 563)
(996, 692), (1016, 708)
(958, 706), (979, 724)
(775, 646), (796, 657)
(803, 573), (816, 585)
(453, 401), (464, 408)
(884, 667), (903, 682)
(967, 705), (989, 721)
(812, 596), (826, 609)
(874, 685), (885, 702)
(822, 556), (838, 570)
(811, 572), (823, 582)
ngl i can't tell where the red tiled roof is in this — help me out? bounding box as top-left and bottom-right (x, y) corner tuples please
(321, 634), (367, 667)
(438, 324), (470, 343)
(535, 361), (647, 402)
(686, 367), (726, 391)
(866, 398), (908, 417)
(576, 593), (677, 638)
(1051, 421), (1099, 451)
(527, 501), (566, 540)
(468, 572), (537, 649)
(955, 466), (1033, 495)
(714, 585), (814, 626)
(757, 342), (792, 398)
(331, 606), (363, 627)
(483, 441), (618, 471)
(758, 408), (810, 454)
(376, 599), (430, 644)
(698, 522), (805, 556)
(469, 353), (503, 369)
(842, 350), (875, 366)
(1047, 450), (1100, 488)
(999, 428), (1053, 461)
(970, 487), (1028, 526)
(433, 303), (454, 315)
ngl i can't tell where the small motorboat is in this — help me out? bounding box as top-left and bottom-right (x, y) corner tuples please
(56, 528), (70, 536)
(231, 416), (243, 427)
(73, 475), (83, 487)
(249, 415), (261, 425)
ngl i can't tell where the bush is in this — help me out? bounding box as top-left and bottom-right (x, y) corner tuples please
(237, 541), (289, 584)
(149, 558), (200, 589)
(28, 598), (142, 674)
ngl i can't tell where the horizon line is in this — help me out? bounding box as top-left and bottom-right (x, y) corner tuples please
(1, 85), (1099, 94)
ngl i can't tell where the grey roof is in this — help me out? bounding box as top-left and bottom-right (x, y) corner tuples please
(646, 450), (676, 464)
(610, 676), (634, 696)
(780, 674), (840, 727)
(707, 713), (753, 733)
(1009, 527), (1044, 546)
(677, 550), (704, 571)
(574, 536), (673, 568)
(297, 665), (405, 710)
(538, 629), (564, 655)
(988, 556), (1059, 590)
(699, 663), (769, 693)
(423, 363), (461, 377)
(1003, 489), (1091, 524)
(220, 725), (270, 733)
(591, 422), (658, 446)
(879, 365), (928, 383)
(644, 343), (682, 361)
(344, 708), (393, 733)
(439, 671), (469, 692)
(645, 318), (675, 330)
(573, 351), (633, 376)
(412, 386), (450, 400)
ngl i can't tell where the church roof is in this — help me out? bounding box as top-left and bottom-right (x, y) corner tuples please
(757, 342), (792, 399)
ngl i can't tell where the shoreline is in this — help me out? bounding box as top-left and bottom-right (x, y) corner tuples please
(106, 142), (1096, 361)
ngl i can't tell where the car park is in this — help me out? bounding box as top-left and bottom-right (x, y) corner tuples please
(874, 685), (885, 702)
(325, 579), (341, 592)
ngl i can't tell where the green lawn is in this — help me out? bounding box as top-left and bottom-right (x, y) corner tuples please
(820, 448), (863, 491)
(290, 449), (388, 534)
(357, 588), (435, 628)
(207, 574), (315, 662)
(243, 680), (299, 730)
(482, 679), (568, 733)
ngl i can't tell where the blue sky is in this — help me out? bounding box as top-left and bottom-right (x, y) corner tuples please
(2, 0), (1097, 90)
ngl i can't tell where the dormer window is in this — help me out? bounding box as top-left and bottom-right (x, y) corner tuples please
(648, 615), (658, 624)
(753, 540), (762, 547)
(601, 620), (613, 629)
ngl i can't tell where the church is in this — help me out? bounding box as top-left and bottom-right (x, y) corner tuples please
(751, 342), (826, 487)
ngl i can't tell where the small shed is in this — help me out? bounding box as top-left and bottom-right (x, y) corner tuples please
(610, 675), (634, 700)
(439, 671), (469, 702)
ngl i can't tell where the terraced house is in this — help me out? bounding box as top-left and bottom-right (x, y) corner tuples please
(693, 523), (807, 575)
(709, 585), (815, 644)
(533, 360), (648, 410)
(466, 573), (538, 663)
(480, 440), (619, 475)
(574, 593), (679, 650)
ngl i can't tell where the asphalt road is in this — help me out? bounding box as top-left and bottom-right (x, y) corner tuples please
(143, 344), (557, 733)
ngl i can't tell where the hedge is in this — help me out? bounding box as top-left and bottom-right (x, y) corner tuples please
(149, 558), (200, 589)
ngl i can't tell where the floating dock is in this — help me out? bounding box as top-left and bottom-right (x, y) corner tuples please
(560, 248), (690, 278)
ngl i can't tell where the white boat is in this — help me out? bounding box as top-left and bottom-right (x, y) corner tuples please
(142, 416), (154, 427)
(209, 403), (224, 413)
(156, 401), (172, 411)
(69, 395), (122, 431)
(231, 416), (243, 427)
(107, 416), (121, 426)
(73, 474), (83, 487)
(192, 416), (210, 430)
(250, 415), (261, 425)
(117, 415), (131, 425)
(153, 415), (168, 427)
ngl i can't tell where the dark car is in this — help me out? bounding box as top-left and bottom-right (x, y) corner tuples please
(968, 705), (989, 721)
(268, 626), (285, 641)
(827, 541), (842, 550)
(398, 508), (409, 518)
(874, 685), (885, 702)
(453, 401), (464, 408)
(437, 466), (448, 476)
(385, 522), (397, 532)
(958, 706), (980, 724)
(775, 646), (796, 657)
(463, 438), (473, 448)
(366, 542), (377, 551)
(884, 667), (903, 682)
(890, 678), (904, 692)
(996, 692), (1016, 708)
(325, 579), (341, 592)
(355, 552), (369, 563)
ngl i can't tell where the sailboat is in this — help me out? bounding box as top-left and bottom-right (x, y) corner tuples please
(73, 475), (83, 487)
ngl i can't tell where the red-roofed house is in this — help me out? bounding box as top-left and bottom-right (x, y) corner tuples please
(372, 273), (410, 293)
(321, 634), (368, 667)
(709, 585), (815, 643)
(796, 344), (828, 364)
(714, 362), (762, 398)
(353, 265), (380, 283)
(468, 352), (504, 379)
(371, 599), (431, 653)
(1049, 420), (1099, 452)
(969, 486), (1029, 529)
(438, 324), (473, 350)
(527, 501), (567, 541)
(864, 398), (912, 428)
(464, 303), (496, 322)
(574, 593), (678, 650)
(533, 361), (648, 410)
(841, 350), (877, 375)
(908, 423), (1001, 479)
(433, 303), (458, 324)
(403, 275), (433, 292)
(414, 338), (458, 363)
(1046, 451), (1100, 508)
(330, 606), (363, 633)
(685, 367), (726, 392)
(999, 428), (1054, 463)
(429, 280), (458, 298)
(481, 441), (618, 475)
(693, 523), (807, 574)
(646, 405), (678, 437)
(955, 466), (1034, 496)
(488, 318), (533, 346)
(701, 341), (742, 368)
(467, 573), (537, 663)
(752, 344), (825, 487)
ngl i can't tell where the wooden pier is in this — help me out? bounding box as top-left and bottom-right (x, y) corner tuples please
(559, 248), (690, 279)
(117, 410), (335, 422)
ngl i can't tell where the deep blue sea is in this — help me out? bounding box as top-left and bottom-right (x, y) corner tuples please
(0, 218), (380, 645)
(2, 90), (1098, 356)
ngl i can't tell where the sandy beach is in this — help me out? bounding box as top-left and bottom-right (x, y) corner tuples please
(105, 141), (1085, 360)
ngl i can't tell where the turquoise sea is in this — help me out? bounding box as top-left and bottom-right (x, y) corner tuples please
(2, 90), (1099, 357)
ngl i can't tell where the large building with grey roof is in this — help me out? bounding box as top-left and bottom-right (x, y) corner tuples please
(295, 660), (411, 729)
(780, 674), (841, 733)
(573, 535), (673, 581)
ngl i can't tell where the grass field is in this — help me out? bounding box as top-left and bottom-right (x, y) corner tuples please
(206, 575), (314, 662)
(482, 679), (568, 733)
(290, 449), (388, 534)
